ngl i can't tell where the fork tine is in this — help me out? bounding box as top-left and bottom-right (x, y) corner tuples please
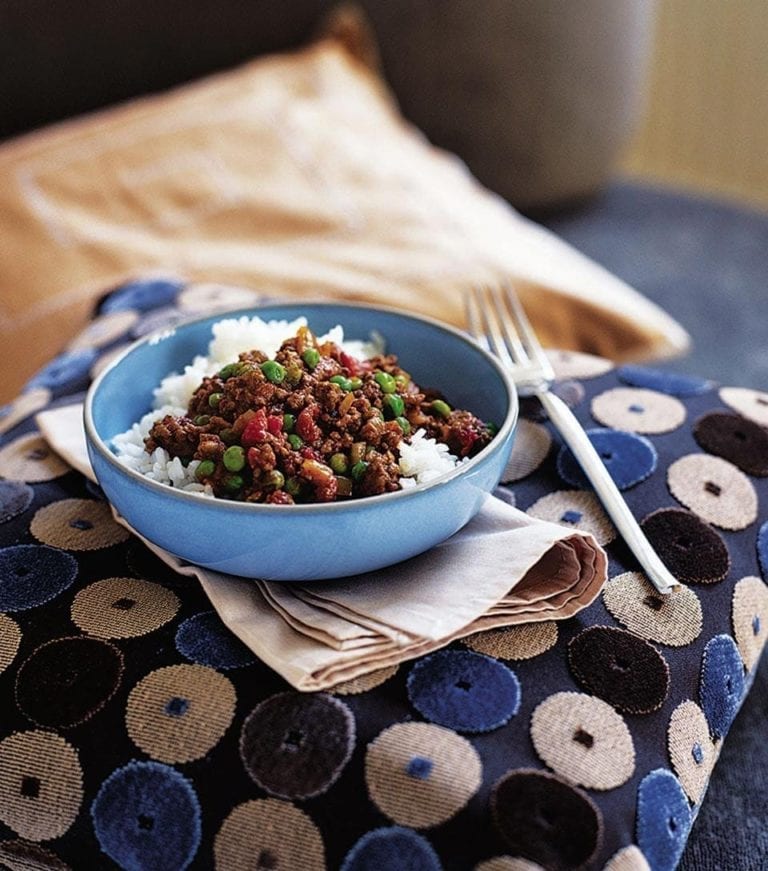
(500, 282), (555, 381)
(491, 287), (529, 366)
(476, 287), (518, 370)
(466, 286), (490, 353)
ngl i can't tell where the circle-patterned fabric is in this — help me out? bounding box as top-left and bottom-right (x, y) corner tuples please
(0, 280), (765, 870)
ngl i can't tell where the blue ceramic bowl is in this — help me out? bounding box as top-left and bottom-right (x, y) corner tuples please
(84, 302), (518, 580)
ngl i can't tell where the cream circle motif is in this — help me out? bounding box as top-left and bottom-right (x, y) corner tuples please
(602, 845), (652, 871)
(71, 577), (180, 639)
(527, 490), (616, 546)
(500, 420), (552, 483)
(545, 350), (614, 380)
(603, 571), (703, 647)
(667, 700), (717, 804)
(719, 387), (768, 427)
(591, 387), (686, 434)
(530, 692), (636, 790)
(329, 665), (399, 695)
(463, 622), (558, 661)
(214, 799), (325, 871)
(732, 576), (768, 670)
(68, 310), (139, 352)
(126, 664), (237, 764)
(0, 730), (83, 841)
(475, 858), (545, 871)
(0, 614), (21, 674)
(30, 499), (130, 550)
(0, 434), (70, 482)
(667, 454), (757, 531)
(365, 721), (482, 828)
(0, 389), (52, 437)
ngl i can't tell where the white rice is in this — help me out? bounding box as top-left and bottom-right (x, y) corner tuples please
(113, 315), (464, 496)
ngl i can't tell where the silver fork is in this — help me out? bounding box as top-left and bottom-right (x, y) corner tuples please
(468, 284), (680, 596)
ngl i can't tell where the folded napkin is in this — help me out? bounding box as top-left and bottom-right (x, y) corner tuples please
(37, 404), (607, 691)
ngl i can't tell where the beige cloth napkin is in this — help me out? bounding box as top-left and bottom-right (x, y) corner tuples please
(37, 404), (607, 691)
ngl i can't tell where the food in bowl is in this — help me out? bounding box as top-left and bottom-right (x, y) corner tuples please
(114, 315), (495, 504)
(86, 302), (517, 579)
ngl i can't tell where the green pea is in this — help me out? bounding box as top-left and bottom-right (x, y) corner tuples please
(282, 413), (296, 433)
(193, 415), (210, 426)
(374, 371), (396, 393)
(330, 375), (353, 391)
(287, 434), (304, 450)
(395, 416), (411, 435)
(394, 374), (410, 391)
(302, 348), (320, 369)
(224, 474), (244, 492)
(351, 460), (368, 481)
(264, 470), (285, 490)
(330, 453), (348, 474)
(223, 445), (246, 472)
(208, 392), (223, 408)
(383, 394), (405, 419)
(219, 428), (236, 445)
(260, 360), (286, 384)
(285, 476), (302, 496)
(430, 399), (452, 419)
(486, 421), (499, 437)
(195, 459), (215, 480)
(348, 376), (363, 390)
(218, 363), (239, 380)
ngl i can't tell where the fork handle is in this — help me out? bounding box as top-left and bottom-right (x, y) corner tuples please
(538, 390), (680, 595)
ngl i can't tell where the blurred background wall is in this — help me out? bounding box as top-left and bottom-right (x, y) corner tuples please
(621, 0), (768, 210)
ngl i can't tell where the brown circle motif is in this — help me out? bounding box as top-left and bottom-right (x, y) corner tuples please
(490, 768), (602, 870)
(15, 637), (123, 729)
(568, 626), (670, 714)
(640, 508), (730, 584)
(693, 411), (768, 476)
(240, 692), (355, 800)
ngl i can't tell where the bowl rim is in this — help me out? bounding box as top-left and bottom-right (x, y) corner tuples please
(84, 299), (519, 514)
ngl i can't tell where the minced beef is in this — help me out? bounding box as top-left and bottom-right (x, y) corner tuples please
(145, 326), (495, 504)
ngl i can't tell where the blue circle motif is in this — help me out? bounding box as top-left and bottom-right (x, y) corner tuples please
(0, 544), (78, 611)
(175, 611), (256, 669)
(407, 649), (521, 733)
(100, 278), (184, 314)
(699, 634), (745, 739)
(557, 428), (658, 491)
(617, 365), (712, 397)
(0, 480), (34, 523)
(636, 768), (692, 871)
(757, 521), (768, 582)
(91, 760), (201, 871)
(25, 349), (98, 397)
(340, 827), (443, 871)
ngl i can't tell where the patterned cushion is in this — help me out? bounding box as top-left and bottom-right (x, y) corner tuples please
(0, 280), (766, 870)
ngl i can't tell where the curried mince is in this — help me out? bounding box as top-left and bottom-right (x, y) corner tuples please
(144, 326), (494, 504)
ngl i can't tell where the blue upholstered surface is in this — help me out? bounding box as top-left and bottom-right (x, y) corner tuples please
(0, 183), (765, 869)
(544, 182), (768, 870)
